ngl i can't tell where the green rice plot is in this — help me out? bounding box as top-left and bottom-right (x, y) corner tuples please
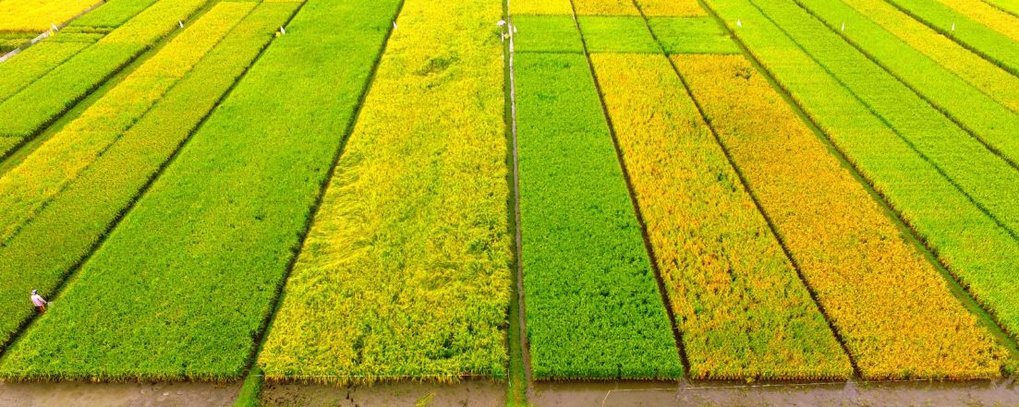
(0, 41), (92, 104)
(702, 0), (1019, 349)
(513, 15), (583, 53)
(578, 16), (659, 53)
(0, 1), (298, 357)
(883, 0), (1019, 75)
(0, 0), (400, 380)
(515, 52), (682, 380)
(792, 0), (1019, 168)
(647, 17), (737, 54)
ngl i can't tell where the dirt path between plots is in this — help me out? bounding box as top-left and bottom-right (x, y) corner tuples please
(530, 379), (1019, 406)
(0, 381), (240, 407)
(260, 380), (505, 407)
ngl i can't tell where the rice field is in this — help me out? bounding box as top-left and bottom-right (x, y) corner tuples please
(0, 0), (1017, 404)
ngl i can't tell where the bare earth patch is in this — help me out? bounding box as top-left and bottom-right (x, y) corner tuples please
(0, 381), (240, 407)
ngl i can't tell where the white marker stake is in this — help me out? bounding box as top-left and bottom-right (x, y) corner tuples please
(393, 21), (397, 30)
(178, 20), (184, 28)
(841, 22), (845, 32)
(736, 19), (742, 28)
(280, 26), (286, 35)
(951, 23), (956, 32)
(51, 23), (58, 32)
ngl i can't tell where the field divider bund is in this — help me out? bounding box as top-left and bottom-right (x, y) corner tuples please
(238, 0), (408, 393)
(739, 0), (1019, 245)
(503, 0), (534, 400)
(0, 0), (285, 366)
(565, 0), (690, 376)
(696, 0), (1019, 376)
(628, 0), (861, 379)
(788, 0), (1019, 173)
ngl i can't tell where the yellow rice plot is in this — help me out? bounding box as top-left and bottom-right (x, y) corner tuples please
(0, 0), (102, 32)
(573, 0), (640, 15)
(512, 0), (573, 15)
(636, 0), (706, 16)
(675, 54), (1008, 380)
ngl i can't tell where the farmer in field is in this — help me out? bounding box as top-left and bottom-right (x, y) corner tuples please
(30, 289), (47, 313)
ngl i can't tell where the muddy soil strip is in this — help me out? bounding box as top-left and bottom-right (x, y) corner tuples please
(0, 382), (240, 407)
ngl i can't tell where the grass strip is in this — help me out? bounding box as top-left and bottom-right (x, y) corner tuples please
(0, 2), (255, 250)
(746, 0), (1019, 242)
(703, 0), (1019, 354)
(0, 0), (398, 381)
(883, 0), (1019, 76)
(792, 0), (1019, 169)
(258, 0), (512, 384)
(515, 52), (681, 380)
(0, 0), (212, 139)
(839, 0), (1019, 114)
(592, 53), (850, 380)
(676, 53), (1008, 379)
(0, 0), (297, 357)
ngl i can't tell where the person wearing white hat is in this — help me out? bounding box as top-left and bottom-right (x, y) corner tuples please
(30, 290), (47, 313)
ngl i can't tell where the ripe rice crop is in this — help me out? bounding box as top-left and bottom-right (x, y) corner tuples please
(882, 0), (1019, 75)
(515, 52), (681, 380)
(839, 0), (1019, 113)
(0, 0), (400, 380)
(0, 0), (103, 32)
(591, 53), (851, 380)
(792, 0), (1019, 169)
(703, 0), (1019, 350)
(573, 0), (640, 16)
(0, 0), (211, 139)
(0, 1), (254, 248)
(258, 0), (512, 384)
(512, 0), (573, 15)
(0, 1), (298, 355)
(676, 54), (1007, 380)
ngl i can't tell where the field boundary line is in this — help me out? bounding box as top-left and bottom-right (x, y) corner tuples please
(789, 0), (1019, 173)
(630, 0), (860, 379)
(565, 0), (690, 377)
(234, 0), (408, 399)
(503, 0), (534, 403)
(696, 0), (1019, 376)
